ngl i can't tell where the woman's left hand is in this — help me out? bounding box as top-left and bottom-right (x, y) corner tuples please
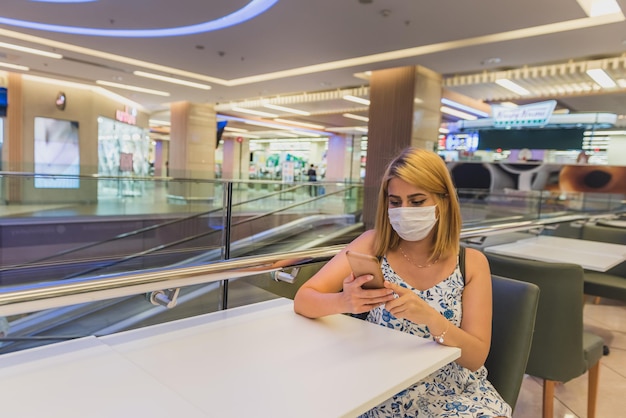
(383, 281), (435, 324)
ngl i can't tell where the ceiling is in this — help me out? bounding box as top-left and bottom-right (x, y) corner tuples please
(2, 0), (626, 139)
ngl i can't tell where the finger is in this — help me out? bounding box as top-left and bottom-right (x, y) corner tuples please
(384, 281), (411, 295)
(387, 301), (407, 313)
(386, 303), (408, 318)
(344, 272), (357, 284)
(353, 274), (377, 288)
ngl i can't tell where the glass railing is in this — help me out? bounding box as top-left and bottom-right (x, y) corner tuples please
(0, 170), (624, 354)
(457, 187), (625, 227)
(0, 172), (363, 286)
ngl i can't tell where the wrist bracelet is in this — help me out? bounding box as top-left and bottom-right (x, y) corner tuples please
(432, 323), (449, 344)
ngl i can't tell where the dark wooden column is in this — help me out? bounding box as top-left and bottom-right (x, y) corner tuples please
(362, 66), (443, 229)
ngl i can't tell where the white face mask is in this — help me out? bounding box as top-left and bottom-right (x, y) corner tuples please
(388, 206), (438, 242)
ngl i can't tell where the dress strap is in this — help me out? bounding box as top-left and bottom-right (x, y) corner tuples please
(459, 245), (466, 284)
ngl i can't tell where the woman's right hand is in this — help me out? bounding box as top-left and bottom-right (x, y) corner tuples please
(341, 273), (395, 314)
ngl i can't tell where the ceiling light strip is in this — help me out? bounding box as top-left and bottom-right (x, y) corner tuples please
(273, 118), (325, 129)
(262, 103), (310, 115)
(223, 126), (249, 133)
(230, 107), (278, 117)
(495, 79), (531, 96)
(0, 62), (29, 71)
(96, 80), (170, 96)
(585, 68), (617, 88)
(23, 74), (145, 110)
(217, 114), (329, 136)
(440, 98), (489, 117)
(0, 27), (228, 85)
(342, 113), (369, 122)
(440, 106), (478, 120)
(0, 10), (624, 89)
(343, 95), (370, 105)
(225, 12), (625, 86)
(0, 41), (62, 58)
(134, 71), (211, 90)
(215, 87), (370, 111)
(222, 132), (260, 139)
(326, 126), (368, 133)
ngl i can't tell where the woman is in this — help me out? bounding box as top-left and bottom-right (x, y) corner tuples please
(294, 147), (511, 417)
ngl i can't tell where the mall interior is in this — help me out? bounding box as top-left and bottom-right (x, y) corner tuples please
(0, 1), (626, 417)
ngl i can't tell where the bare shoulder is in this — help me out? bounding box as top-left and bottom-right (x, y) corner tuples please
(346, 229), (378, 254)
(463, 246), (490, 285)
(464, 246), (488, 264)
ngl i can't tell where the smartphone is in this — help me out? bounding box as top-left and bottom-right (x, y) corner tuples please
(345, 250), (385, 289)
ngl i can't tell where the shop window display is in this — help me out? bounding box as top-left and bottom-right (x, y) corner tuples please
(97, 117), (150, 198)
(34, 116), (80, 189)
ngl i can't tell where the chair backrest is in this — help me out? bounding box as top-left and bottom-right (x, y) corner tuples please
(485, 275), (539, 410)
(485, 252), (588, 382)
(580, 223), (626, 277)
(582, 223), (626, 245)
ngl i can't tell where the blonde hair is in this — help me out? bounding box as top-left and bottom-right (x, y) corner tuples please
(373, 147), (461, 262)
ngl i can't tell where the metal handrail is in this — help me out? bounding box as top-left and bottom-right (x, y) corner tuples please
(0, 213), (600, 316)
(0, 245), (345, 316)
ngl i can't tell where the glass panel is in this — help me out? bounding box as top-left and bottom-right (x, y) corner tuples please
(0, 169), (623, 354)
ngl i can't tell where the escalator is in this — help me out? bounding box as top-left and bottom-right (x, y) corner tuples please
(0, 186), (364, 354)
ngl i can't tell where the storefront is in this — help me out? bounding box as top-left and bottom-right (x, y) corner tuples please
(97, 116), (151, 198)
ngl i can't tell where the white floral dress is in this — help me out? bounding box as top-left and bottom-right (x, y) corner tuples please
(360, 257), (512, 418)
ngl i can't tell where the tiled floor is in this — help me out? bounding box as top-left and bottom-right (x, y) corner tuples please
(513, 297), (626, 417)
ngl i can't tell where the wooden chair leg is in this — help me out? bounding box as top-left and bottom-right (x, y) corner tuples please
(588, 361), (600, 418)
(543, 379), (555, 418)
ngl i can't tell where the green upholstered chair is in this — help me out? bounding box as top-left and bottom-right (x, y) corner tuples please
(579, 222), (626, 303)
(486, 252), (604, 418)
(485, 275), (539, 411)
(582, 222), (626, 245)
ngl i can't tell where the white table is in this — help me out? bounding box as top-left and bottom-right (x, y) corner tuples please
(484, 235), (626, 272)
(0, 298), (460, 418)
